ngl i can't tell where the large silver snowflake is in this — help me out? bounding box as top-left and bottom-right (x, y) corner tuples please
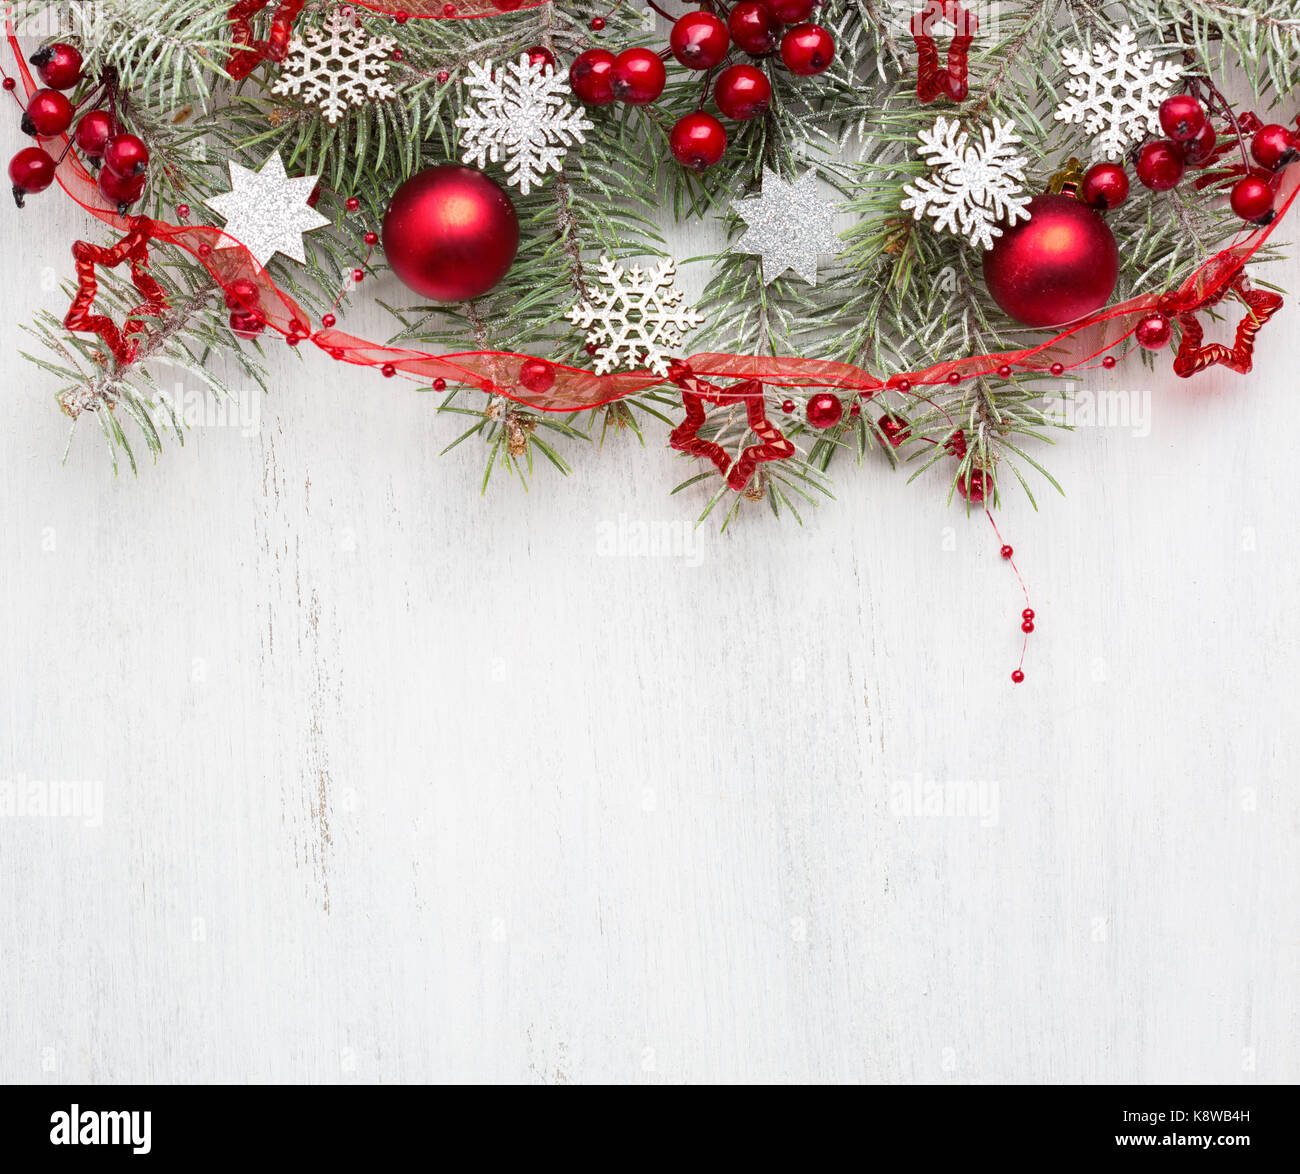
(271, 7), (396, 125)
(565, 256), (704, 376)
(901, 116), (1031, 251)
(1054, 24), (1183, 160)
(455, 54), (593, 196)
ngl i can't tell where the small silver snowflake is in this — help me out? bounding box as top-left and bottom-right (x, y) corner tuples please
(271, 7), (396, 125)
(1054, 24), (1183, 160)
(456, 54), (593, 197)
(901, 116), (1031, 251)
(565, 256), (705, 376)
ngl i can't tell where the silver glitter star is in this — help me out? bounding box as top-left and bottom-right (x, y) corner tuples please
(205, 151), (331, 269)
(731, 168), (842, 286)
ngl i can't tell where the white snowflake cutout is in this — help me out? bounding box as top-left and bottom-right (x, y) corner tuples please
(1054, 24), (1183, 161)
(455, 54), (593, 197)
(271, 7), (396, 125)
(565, 256), (705, 376)
(901, 116), (1032, 251)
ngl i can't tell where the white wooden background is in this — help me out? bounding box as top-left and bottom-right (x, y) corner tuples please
(2, 121), (1298, 1085)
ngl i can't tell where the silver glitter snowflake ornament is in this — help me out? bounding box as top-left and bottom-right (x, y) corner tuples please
(271, 7), (396, 125)
(731, 168), (842, 286)
(901, 116), (1031, 251)
(456, 54), (593, 197)
(1054, 24), (1183, 161)
(204, 150), (330, 268)
(565, 256), (705, 376)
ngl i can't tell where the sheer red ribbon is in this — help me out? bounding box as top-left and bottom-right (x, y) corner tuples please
(6, 28), (1299, 418)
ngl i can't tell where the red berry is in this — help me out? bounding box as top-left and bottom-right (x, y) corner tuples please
(670, 12), (730, 71)
(321, 313), (336, 329)
(73, 110), (119, 159)
(1251, 124), (1298, 172)
(229, 311), (265, 340)
(1000, 545), (1013, 559)
(364, 231), (379, 246)
(763, 0), (815, 20)
(728, 2), (779, 56)
(525, 45), (556, 73)
(1081, 162), (1129, 210)
(878, 415), (910, 447)
(1134, 311), (1172, 351)
(590, 16), (605, 31)
(714, 64), (771, 120)
(96, 165), (146, 208)
(997, 364), (1012, 378)
(957, 468), (991, 503)
(518, 358), (555, 393)
(104, 133), (150, 177)
(352, 268), (365, 283)
(780, 23), (834, 76)
(1011, 670), (1025, 684)
(2, 79), (14, 92)
(382, 364), (397, 377)
(569, 49), (617, 106)
(176, 203), (190, 220)
(29, 43), (83, 91)
(223, 277), (260, 311)
(610, 48), (666, 105)
(1230, 173), (1275, 224)
(433, 377), (447, 391)
(669, 111), (728, 171)
(1135, 140), (1185, 192)
(1022, 620), (1035, 633)
(1180, 121), (1219, 168)
(345, 196), (360, 212)
(8, 145), (56, 205)
(806, 392), (843, 429)
(1158, 94), (1206, 144)
(436, 70), (450, 85)
(21, 89), (75, 137)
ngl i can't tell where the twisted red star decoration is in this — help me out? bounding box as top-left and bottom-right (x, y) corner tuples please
(666, 363), (796, 492)
(225, 0), (305, 80)
(912, 0), (977, 103)
(64, 217), (168, 365)
(1171, 274), (1285, 378)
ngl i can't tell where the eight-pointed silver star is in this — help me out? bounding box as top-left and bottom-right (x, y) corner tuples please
(205, 150), (331, 269)
(732, 168), (842, 286)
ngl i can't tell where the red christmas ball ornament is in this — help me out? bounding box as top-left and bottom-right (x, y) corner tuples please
(878, 415), (910, 447)
(957, 468), (991, 503)
(780, 24), (834, 76)
(806, 392), (844, 429)
(96, 165), (146, 208)
(1158, 94), (1206, 144)
(1135, 140), (1185, 191)
(714, 64), (772, 120)
(669, 111), (728, 171)
(1081, 162), (1129, 210)
(569, 49), (617, 106)
(223, 277), (260, 312)
(229, 310), (266, 340)
(29, 43), (83, 90)
(8, 145), (56, 205)
(1180, 120), (1219, 168)
(728, 2), (779, 56)
(1134, 311), (1172, 351)
(382, 165), (519, 302)
(21, 89), (75, 137)
(610, 48), (666, 105)
(518, 358), (555, 393)
(103, 133), (150, 176)
(763, 0), (815, 21)
(670, 12), (730, 71)
(982, 194), (1120, 329)
(1251, 123), (1298, 172)
(524, 45), (556, 73)
(1230, 173), (1276, 224)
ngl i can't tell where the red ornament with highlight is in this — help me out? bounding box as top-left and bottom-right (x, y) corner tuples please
(728, 2), (779, 57)
(1081, 162), (1129, 210)
(780, 24), (834, 76)
(569, 49), (617, 106)
(29, 43), (83, 90)
(1136, 140), (1185, 191)
(1134, 311), (1172, 351)
(21, 89), (75, 138)
(806, 392), (843, 429)
(610, 48), (667, 106)
(670, 12), (730, 71)
(714, 64), (772, 120)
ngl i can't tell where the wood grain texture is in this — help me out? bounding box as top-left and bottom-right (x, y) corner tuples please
(1, 140), (1296, 1087)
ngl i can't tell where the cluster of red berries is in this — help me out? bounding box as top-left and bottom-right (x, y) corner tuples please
(1076, 93), (1297, 227)
(223, 277), (267, 341)
(568, 2), (835, 173)
(8, 42), (152, 212)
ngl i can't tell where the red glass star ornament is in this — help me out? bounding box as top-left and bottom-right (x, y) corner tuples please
(1171, 274), (1284, 378)
(912, 0), (977, 103)
(64, 217), (168, 365)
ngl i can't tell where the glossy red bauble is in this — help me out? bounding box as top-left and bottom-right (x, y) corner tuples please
(806, 392), (843, 429)
(524, 45), (556, 73)
(518, 358), (555, 393)
(104, 133), (150, 176)
(223, 277), (261, 312)
(382, 165), (519, 302)
(1158, 94), (1206, 143)
(714, 64), (772, 120)
(1180, 120), (1219, 168)
(8, 146), (56, 204)
(669, 111), (728, 171)
(728, 2), (779, 56)
(610, 48), (667, 105)
(1251, 124), (1298, 172)
(29, 42), (83, 90)
(1135, 140), (1185, 191)
(982, 194), (1119, 329)
(96, 165), (146, 208)
(763, 0), (815, 21)
(780, 23), (834, 76)
(1230, 173), (1276, 224)
(956, 468), (991, 503)
(1081, 162), (1129, 210)
(229, 310), (266, 340)
(878, 415), (910, 447)
(21, 89), (75, 137)
(670, 12), (730, 71)
(73, 109), (119, 158)
(1134, 311), (1172, 351)
(569, 49), (617, 106)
